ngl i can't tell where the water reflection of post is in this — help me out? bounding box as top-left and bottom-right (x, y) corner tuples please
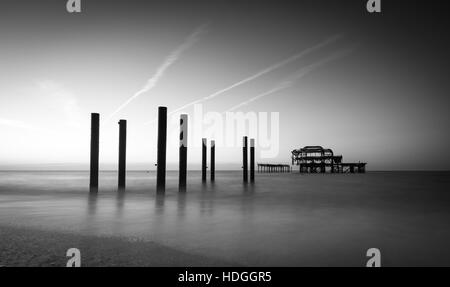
(199, 183), (214, 216)
(83, 193), (99, 234)
(87, 193), (98, 216)
(116, 189), (125, 216)
(155, 193), (165, 216)
(177, 192), (187, 219)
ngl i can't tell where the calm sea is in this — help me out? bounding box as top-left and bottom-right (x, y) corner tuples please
(1, 171), (450, 266)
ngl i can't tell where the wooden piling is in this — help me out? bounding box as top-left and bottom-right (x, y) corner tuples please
(156, 107), (167, 192)
(202, 138), (207, 182)
(89, 113), (100, 190)
(211, 140), (215, 181)
(179, 114), (188, 191)
(118, 119), (127, 188)
(250, 139), (255, 183)
(243, 136), (248, 183)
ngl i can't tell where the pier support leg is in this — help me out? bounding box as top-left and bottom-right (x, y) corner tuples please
(90, 113), (100, 191)
(211, 140), (215, 181)
(202, 138), (207, 182)
(118, 120), (127, 189)
(250, 139), (255, 183)
(179, 114), (188, 191)
(243, 137), (248, 182)
(157, 107), (167, 192)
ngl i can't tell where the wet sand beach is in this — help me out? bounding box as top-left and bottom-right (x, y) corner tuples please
(0, 225), (233, 267)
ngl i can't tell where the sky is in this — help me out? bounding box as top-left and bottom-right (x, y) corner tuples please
(0, 0), (449, 170)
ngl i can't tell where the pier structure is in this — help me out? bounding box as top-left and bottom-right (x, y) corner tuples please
(257, 164), (291, 173)
(291, 146), (366, 173)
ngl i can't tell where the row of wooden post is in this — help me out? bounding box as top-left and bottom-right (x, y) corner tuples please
(89, 107), (255, 192)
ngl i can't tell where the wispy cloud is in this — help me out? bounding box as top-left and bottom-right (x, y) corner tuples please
(106, 24), (209, 123)
(143, 34), (342, 124)
(36, 80), (83, 128)
(225, 47), (355, 112)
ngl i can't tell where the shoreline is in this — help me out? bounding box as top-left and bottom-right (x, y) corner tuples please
(0, 225), (236, 267)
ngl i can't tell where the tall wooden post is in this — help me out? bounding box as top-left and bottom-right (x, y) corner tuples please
(157, 107), (167, 192)
(118, 119), (127, 188)
(210, 140), (215, 181)
(90, 113), (100, 190)
(243, 136), (248, 183)
(202, 138), (207, 182)
(250, 138), (255, 183)
(179, 114), (188, 191)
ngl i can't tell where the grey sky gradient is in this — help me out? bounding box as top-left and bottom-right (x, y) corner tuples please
(0, 0), (449, 170)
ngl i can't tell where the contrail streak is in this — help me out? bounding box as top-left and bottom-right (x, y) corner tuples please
(225, 47), (355, 112)
(144, 34), (342, 125)
(105, 24), (208, 123)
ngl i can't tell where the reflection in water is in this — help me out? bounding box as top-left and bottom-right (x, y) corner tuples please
(154, 192), (165, 216)
(1, 171), (450, 266)
(243, 182), (255, 194)
(84, 192), (98, 235)
(87, 193), (98, 216)
(199, 182), (214, 217)
(177, 192), (186, 219)
(116, 189), (126, 216)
